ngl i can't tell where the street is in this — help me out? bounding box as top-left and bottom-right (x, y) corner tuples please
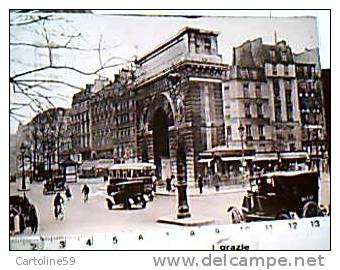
(10, 180), (244, 236)
(10, 171), (330, 236)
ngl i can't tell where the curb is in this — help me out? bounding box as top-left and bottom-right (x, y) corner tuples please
(155, 188), (245, 197)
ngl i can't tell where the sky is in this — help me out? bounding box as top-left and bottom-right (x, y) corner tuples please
(10, 10), (330, 134)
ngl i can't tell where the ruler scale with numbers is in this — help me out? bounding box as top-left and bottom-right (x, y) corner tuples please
(10, 217), (330, 250)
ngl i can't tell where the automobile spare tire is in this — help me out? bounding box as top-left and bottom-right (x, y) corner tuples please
(302, 201), (319, 218)
(230, 208), (243, 224)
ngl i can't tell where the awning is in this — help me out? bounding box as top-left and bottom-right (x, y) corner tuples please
(198, 158), (213, 163)
(221, 156), (254, 162)
(79, 160), (97, 171)
(254, 153), (278, 161)
(108, 163), (156, 170)
(280, 152), (309, 160)
(95, 159), (115, 170)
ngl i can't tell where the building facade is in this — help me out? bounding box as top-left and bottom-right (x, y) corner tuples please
(15, 27), (327, 184)
(133, 27), (226, 182)
(229, 38), (302, 154)
(294, 49), (326, 162)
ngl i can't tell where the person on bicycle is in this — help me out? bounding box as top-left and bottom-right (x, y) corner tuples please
(82, 184), (90, 203)
(54, 192), (64, 219)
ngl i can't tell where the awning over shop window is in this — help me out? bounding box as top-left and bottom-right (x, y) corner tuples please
(221, 156), (254, 162)
(254, 153), (278, 161)
(198, 158), (213, 163)
(280, 152), (309, 160)
(95, 159), (115, 170)
(79, 160), (97, 171)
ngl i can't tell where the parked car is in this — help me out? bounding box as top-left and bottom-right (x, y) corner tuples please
(227, 170), (325, 223)
(106, 180), (149, 209)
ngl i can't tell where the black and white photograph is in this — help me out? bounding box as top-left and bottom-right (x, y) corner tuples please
(9, 9), (330, 251)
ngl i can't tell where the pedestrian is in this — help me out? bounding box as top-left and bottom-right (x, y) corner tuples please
(13, 210), (21, 235)
(197, 174), (203, 194)
(151, 173), (157, 192)
(29, 205), (38, 234)
(171, 175), (176, 192)
(82, 184), (90, 203)
(65, 185), (72, 200)
(9, 206), (19, 236)
(166, 177), (171, 192)
(213, 172), (220, 192)
(53, 192), (64, 220)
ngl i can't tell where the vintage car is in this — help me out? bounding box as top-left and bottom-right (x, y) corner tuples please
(106, 180), (149, 209)
(227, 170), (324, 223)
(10, 195), (38, 234)
(107, 163), (156, 201)
(43, 176), (66, 195)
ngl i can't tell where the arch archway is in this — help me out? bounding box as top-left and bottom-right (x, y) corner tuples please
(152, 108), (170, 177)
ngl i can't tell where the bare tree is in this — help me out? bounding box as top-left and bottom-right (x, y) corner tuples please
(10, 11), (133, 124)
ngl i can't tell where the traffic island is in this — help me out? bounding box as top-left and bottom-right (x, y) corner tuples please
(157, 215), (214, 226)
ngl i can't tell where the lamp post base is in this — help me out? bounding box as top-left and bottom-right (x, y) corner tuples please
(17, 188), (30, 192)
(176, 179), (191, 219)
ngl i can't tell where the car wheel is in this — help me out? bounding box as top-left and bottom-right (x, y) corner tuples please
(276, 212), (291, 220)
(302, 201), (318, 218)
(141, 198), (147, 209)
(106, 199), (113, 210)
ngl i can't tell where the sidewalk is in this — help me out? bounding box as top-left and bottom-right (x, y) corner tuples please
(155, 185), (246, 197)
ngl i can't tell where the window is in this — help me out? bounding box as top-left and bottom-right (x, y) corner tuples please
(255, 84), (261, 98)
(286, 89), (292, 104)
(257, 104), (263, 118)
(227, 126), (232, 136)
(282, 52), (288, 62)
(273, 80), (280, 98)
(287, 105), (294, 121)
(246, 125), (252, 140)
(284, 65), (289, 75)
(204, 37), (211, 51)
(275, 105), (282, 121)
(258, 125), (265, 140)
(245, 103), (251, 118)
(243, 83), (249, 98)
(272, 65), (277, 75)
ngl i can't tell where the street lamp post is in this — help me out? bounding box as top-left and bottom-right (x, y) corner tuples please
(169, 72), (191, 219)
(19, 143), (27, 191)
(238, 124), (246, 186)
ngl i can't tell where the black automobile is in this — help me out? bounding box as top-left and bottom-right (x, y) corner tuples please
(106, 180), (149, 209)
(43, 176), (65, 195)
(227, 171), (325, 223)
(10, 195), (38, 234)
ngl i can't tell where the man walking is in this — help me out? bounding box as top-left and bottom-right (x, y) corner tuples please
(197, 174), (203, 194)
(82, 184), (90, 203)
